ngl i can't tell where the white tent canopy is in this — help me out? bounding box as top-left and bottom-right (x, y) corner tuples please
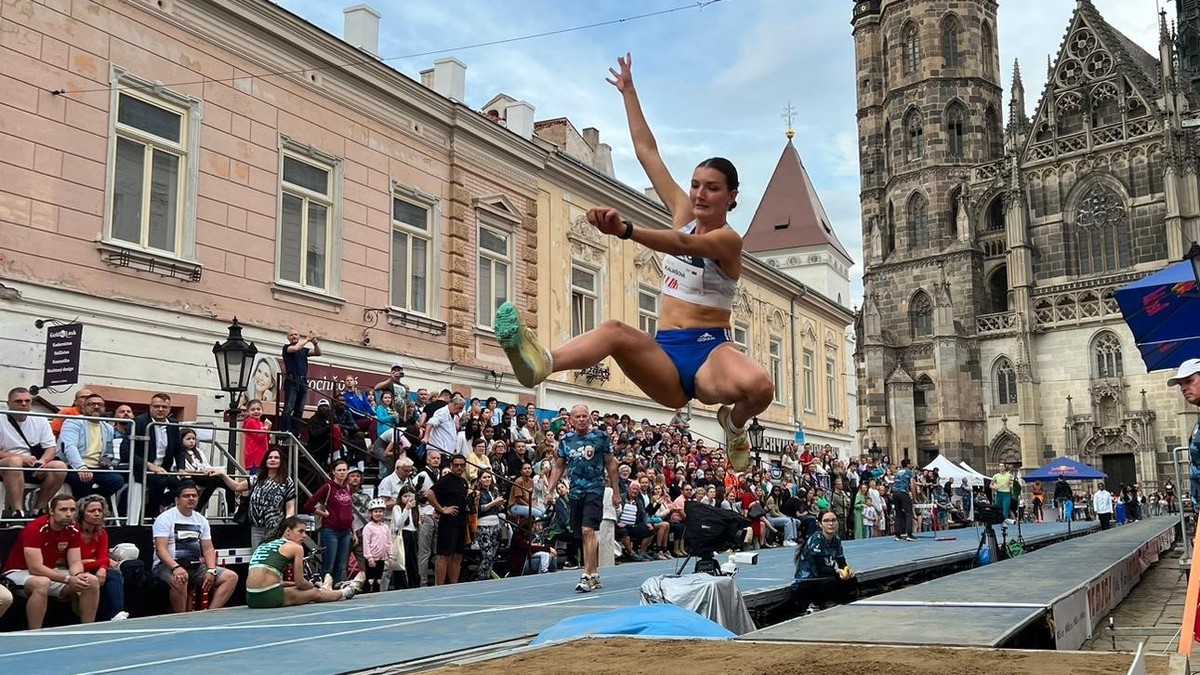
(921, 454), (988, 487)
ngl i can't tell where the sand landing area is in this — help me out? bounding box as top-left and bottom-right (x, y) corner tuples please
(423, 637), (1184, 675)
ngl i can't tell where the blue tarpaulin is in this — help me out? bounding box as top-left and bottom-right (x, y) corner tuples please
(530, 604), (735, 646)
(1114, 260), (1200, 371)
(1023, 457), (1106, 482)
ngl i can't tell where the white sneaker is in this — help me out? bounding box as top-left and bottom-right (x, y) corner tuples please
(575, 574), (592, 593)
(320, 574), (334, 591)
(782, 540), (799, 547)
(111, 611), (130, 621)
(340, 584), (358, 599)
(590, 573), (602, 589)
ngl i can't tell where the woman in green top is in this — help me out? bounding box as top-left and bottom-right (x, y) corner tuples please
(853, 482), (869, 540)
(246, 516), (361, 608)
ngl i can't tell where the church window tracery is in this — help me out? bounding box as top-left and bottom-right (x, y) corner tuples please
(903, 22), (920, 74)
(1091, 331), (1123, 379)
(941, 16), (960, 67)
(905, 109), (924, 161)
(1074, 183), (1130, 275)
(994, 357), (1018, 406)
(946, 102), (966, 158)
(910, 291), (933, 338)
(908, 192), (929, 249)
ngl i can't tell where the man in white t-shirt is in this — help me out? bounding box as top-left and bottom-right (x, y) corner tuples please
(0, 387), (69, 519)
(152, 481), (238, 612)
(1092, 482), (1115, 530)
(422, 395), (464, 456)
(377, 457), (415, 512)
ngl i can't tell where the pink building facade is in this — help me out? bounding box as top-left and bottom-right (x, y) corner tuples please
(1, 0), (544, 416)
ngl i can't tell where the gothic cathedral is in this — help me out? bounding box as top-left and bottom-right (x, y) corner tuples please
(851, 0), (1200, 489)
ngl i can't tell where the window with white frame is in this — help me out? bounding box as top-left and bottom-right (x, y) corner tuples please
(733, 322), (749, 352)
(571, 264), (599, 337)
(390, 195), (433, 314)
(477, 223), (512, 329)
(803, 349), (816, 413)
(278, 152), (335, 291)
(769, 338), (784, 403)
(638, 287), (659, 335)
(108, 87), (197, 255)
(826, 356), (838, 417)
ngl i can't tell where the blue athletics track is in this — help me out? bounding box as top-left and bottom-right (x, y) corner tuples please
(0, 520), (1095, 674)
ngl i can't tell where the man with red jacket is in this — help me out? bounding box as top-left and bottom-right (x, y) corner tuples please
(3, 494), (99, 629)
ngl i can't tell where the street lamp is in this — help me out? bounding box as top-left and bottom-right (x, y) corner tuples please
(1186, 241), (1200, 287)
(747, 417), (765, 470)
(212, 318), (257, 470)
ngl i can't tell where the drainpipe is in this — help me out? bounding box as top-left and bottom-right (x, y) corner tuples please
(790, 288), (807, 436)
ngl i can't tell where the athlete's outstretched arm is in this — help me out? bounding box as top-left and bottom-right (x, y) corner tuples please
(586, 207), (743, 276)
(607, 53), (690, 225)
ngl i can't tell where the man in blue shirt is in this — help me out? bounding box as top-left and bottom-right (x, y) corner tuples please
(281, 328), (321, 435)
(891, 458), (915, 541)
(547, 404), (620, 593)
(1167, 359), (1200, 509)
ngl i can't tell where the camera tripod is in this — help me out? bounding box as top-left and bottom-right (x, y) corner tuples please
(974, 522), (1001, 565)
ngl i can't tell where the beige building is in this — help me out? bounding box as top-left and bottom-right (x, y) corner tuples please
(534, 120), (856, 456)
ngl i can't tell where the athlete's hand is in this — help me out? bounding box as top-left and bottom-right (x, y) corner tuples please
(606, 52), (634, 93)
(586, 208), (624, 237)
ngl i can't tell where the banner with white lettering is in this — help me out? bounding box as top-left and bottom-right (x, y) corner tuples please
(43, 323), (83, 387)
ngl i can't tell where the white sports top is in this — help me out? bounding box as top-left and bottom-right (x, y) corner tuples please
(660, 221), (737, 311)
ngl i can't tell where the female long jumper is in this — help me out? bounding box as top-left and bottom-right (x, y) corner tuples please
(494, 54), (773, 472)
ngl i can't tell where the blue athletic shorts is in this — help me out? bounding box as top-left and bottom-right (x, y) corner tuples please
(655, 328), (731, 399)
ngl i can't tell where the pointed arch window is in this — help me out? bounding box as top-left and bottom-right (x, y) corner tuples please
(882, 118), (891, 173)
(941, 16), (961, 67)
(905, 109), (924, 161)
(1092, 331), (1124, 379)
(946, 102), (966, 158)
(886, 201), (896, 255)
(984, 106), (1002, 160)
(981, 22), (995, 79)
(910, 291), (933, 338)
(914, 375), (933, 423)
(903, 22), (921, 74)
(995, 358), (1018, 405)
(1075, 183), (1131, 275)
(908, 192), (930, 249)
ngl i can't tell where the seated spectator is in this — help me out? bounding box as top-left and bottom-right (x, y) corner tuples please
(3, 494), (99, 629)
(1, 387), (69, 519)
(615, 481), (654, 561)
(176, 427), (232, 515)
(50, 388), (92, 437)
(124, 393), (184, 515)
(507, 518), (558, 575)
(75, 495), (128, 620)
(508, 462), (544, 521)
(152, 481), (238, 612)
(60, 392), (125, 501)
(247, 516), (361, 608)
(791, 509), (857, 615)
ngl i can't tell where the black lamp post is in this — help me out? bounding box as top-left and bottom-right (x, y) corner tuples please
(1186, 241), (1200, 286)
(747, 417), (765, 470)
(212, 318), (257, 469)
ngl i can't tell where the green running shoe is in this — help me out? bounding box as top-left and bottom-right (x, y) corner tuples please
(719, 405), (751, 472)
(494, 302), (551, 388)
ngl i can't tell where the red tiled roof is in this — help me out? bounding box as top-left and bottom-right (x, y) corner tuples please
(742, 139), (852, 261)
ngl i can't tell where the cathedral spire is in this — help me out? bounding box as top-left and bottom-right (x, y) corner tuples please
(1007, 59), (1029, 138)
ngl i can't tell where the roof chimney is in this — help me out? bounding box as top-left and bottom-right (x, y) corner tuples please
(343, 4), (381, 56)
(431, 57), (467, 102)
(595, 143), (614, 177)
(505, 101), (535, 140)
(582, 127), (601, 149)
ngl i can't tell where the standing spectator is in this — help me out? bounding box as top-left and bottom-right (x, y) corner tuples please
(389, 487), (419, 589)
(546, 404), (620, 593)
(282, 329), (322, 435)
(75, 495), (128, 621)
(474, 472), (505, 581)
(361, 499), (390, 593)
(1030, 480), (1045, 523)
(791, 509), (857, 615)
(306, 400), (335, 468)
(830, 478), (852, 540)
(424, 454), (470, 585)
(211, 447), (296, 548)
(377, 457), (416, 511)
(152, 481), (238, 613)
(373, 363), (410, 408)
(853, 482), (869, 540)
(305, 460), (354, 584)
(241, 400), (272, 475)
(124, 393), (184, 515)
(1, 387), (70, 519)
(412, 451), (442, 587)
(423, 395), (464, 456)
(61, 392), (124, 501)
(4, 494), (99, 628)
(891, 459), (916, 541)
(1093, 482), (1115, 530)
(1054, 475), (1073, 522)
(1165, 359), (1200, 509)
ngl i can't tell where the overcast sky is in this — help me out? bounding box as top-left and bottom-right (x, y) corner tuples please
(273, 0), (1166, 307)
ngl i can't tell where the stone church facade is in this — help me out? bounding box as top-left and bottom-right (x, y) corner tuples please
(851, 0), (1200, 489)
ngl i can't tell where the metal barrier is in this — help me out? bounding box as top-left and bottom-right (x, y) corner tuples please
(1172, 445), (1191, 564)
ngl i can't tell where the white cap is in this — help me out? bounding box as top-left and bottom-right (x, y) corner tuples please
(1167, 358), (1200, 387)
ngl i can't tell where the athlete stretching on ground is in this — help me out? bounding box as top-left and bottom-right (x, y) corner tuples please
(495, 53), (773, 471)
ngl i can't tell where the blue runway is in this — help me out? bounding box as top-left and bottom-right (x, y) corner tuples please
(0, 520), (1094, 674)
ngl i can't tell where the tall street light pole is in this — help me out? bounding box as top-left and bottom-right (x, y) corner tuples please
(747, 417), (765, 471)
(213, 318), (257, 471)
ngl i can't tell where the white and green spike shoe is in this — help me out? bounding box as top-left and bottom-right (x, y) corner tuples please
(494, 302), (552, 388)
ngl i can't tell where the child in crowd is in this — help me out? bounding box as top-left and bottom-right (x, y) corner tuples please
(362, 499), (390, 593)
(862, 502), (878, 539)
(242, 399), (271, 474)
